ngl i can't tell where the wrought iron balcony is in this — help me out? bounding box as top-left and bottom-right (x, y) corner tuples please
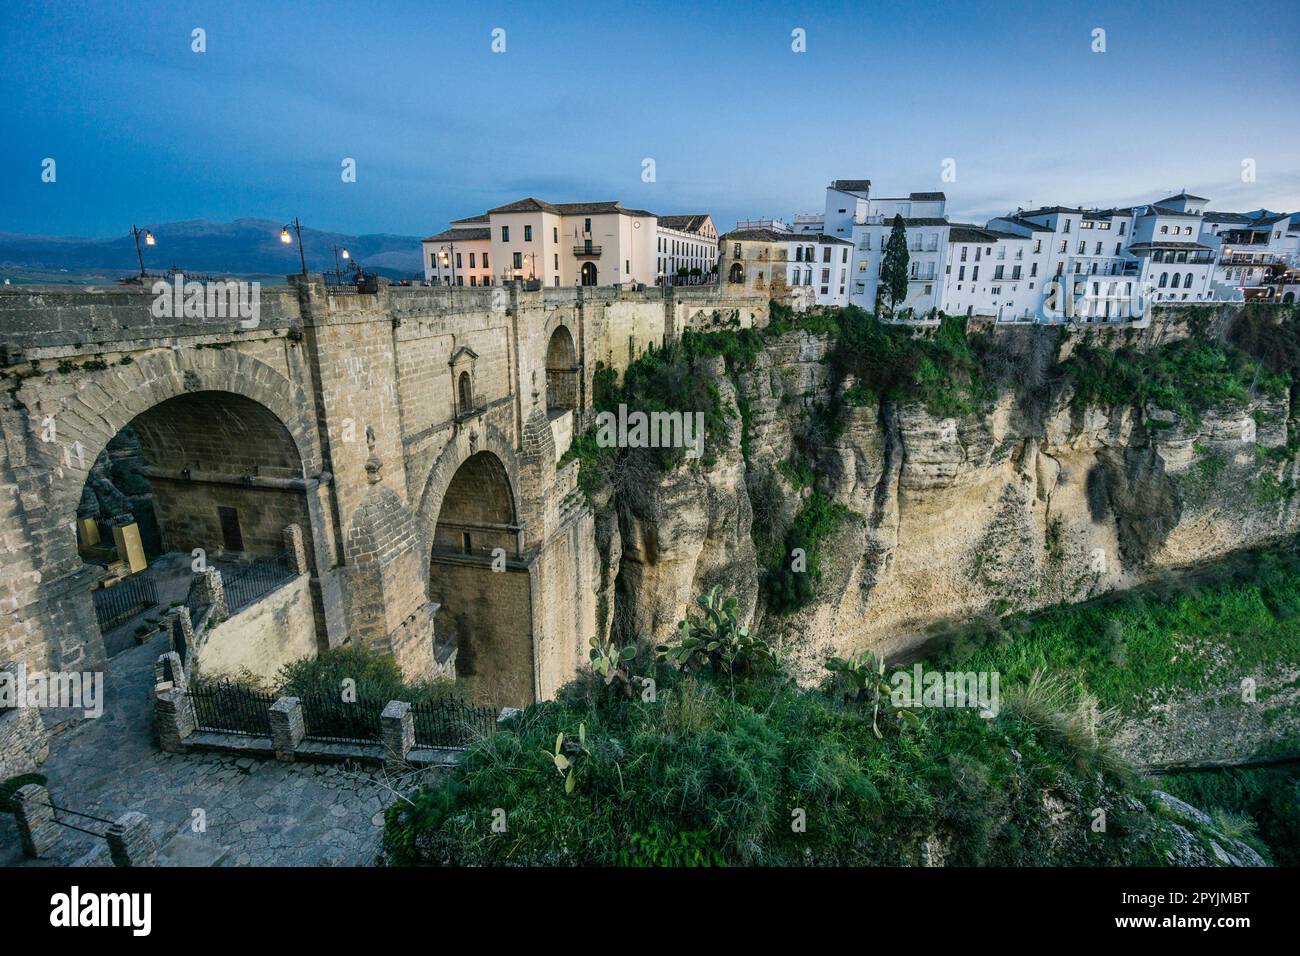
(572, 245), (602, 257)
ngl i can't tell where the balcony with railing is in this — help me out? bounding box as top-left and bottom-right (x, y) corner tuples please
(572, 244), (603, 258)
(1220, 252), (1280, 267)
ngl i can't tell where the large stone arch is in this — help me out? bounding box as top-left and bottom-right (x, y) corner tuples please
(34, 348), (320, 529)
(14, 348), (326, 671)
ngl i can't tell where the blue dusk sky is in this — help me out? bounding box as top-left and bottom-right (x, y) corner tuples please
(2, 0), (1298, 238)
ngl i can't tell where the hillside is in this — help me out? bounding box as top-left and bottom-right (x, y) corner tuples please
(0, 218), (423, 283)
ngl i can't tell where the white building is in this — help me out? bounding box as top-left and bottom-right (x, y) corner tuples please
(942, 225), (1039, 321)
(1200, 208), (1294, 299)
(656, 215), (719, 283)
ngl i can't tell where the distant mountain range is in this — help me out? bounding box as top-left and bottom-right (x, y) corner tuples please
(0, 218), (424, 283)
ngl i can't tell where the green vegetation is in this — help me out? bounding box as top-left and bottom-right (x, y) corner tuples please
(271, 644), (460, 706)
(1062, 336), (1287, 427)
(658, 585), (778, 684)
(382, 589), (1207, 867)
(879, 213), (910, 317)
(833, 308), (985, 418)
(560, 342), (737, 499)
(762, 492), (855, 613)
(931, 547), (1300, 717)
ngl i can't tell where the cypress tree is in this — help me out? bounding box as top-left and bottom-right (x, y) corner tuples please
(880, 213), (910, 317)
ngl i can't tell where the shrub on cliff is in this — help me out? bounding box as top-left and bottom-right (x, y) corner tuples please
(276, 644), (458, 707)
(1062, 333), (1288, 426)
(380, 594), (1228, 867)
(762, 492), (855, 613)
(833, 308), (984, 417)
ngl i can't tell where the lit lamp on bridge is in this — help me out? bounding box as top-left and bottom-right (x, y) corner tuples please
(131, 225), (156, 278)
(333, 245), (352, 275)
(439, 244), (456, 285)
(280, 218), (308, 275)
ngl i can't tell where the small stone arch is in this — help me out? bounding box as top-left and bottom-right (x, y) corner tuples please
(458, 370), (473, 415)
(729, 262), (745, 284)
(415, 422), (526, 561)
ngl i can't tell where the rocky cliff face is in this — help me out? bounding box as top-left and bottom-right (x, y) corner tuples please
(602, 357), (759, 647)
(598, 311), (1300, 687)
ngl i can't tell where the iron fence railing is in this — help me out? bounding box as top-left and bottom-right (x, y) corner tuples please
(412, 697), (499, 749)
(223, 553), (297, 614)
(300, 693), (385, 744)
(92, 574), (158, 631)
(180, 681), (499, 751)
(190, 680), (277, 737)
(38, 800), (117, 839)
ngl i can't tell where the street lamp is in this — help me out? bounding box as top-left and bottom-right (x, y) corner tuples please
(131, 225), (155, 278)
(439, 243), (457, 285)
(281, 218), (307, 275)
(333, 245), (352, 275)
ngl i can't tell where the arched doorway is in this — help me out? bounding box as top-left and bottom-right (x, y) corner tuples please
(427, 451), (532, 706)
(75, 391), (315, 661)
(545, 325), (578, 414)
(729, 262), (744, 284)
(580, 262), (598, 286)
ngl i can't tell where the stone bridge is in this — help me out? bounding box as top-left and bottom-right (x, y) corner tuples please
(0, 278), (765, 706)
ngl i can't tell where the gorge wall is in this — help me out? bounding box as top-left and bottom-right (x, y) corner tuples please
(595, 304), (1300, 686)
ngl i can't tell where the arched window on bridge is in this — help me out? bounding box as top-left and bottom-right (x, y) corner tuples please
(545, 325), (578, 415)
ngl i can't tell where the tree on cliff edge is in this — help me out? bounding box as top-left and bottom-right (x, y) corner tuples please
(880, 213), (910, 318)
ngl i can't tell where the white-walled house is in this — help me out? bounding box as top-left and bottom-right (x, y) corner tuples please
(1124, 196), (1216, 306)
(848, 214), (950, 317)
(784, 233), (854, 306)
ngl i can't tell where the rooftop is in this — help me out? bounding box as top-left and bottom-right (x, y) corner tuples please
(658, 214), (713, 233)
(947, 224), (1026, 244)
(722, 228), (795, 243)
(423, 227), (491, 243)
(481, 197), (656, 218)
(830, 179), (872, 194)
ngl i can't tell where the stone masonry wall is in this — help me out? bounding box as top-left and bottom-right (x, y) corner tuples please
(0, 279), (767, 704)
(196, 572), (316, 684)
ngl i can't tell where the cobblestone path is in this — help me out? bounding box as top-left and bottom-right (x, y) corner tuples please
(1, 635), (408, 867)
